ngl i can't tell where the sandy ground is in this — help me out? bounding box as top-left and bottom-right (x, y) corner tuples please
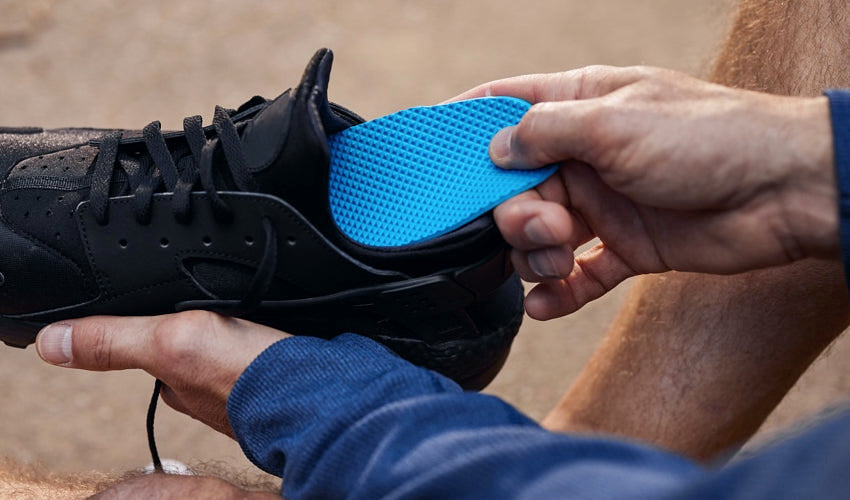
(0, 0), (848, 485)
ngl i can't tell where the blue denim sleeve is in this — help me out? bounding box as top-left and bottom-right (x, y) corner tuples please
(226, 334), (700, 499)
(825, 90), (850, 290)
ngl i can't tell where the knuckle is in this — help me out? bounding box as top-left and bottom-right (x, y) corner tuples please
(503, 198), (529, 221)
(629, 66), (672, 93)
(85, 322), (113, 369)
(574, 102), (623, 169)
(630, 65), (659, 77)
(575, 65), (635, 96)
(624, 65), (660, 81)
(152, 310), (215, 363)
(575, 64), (615, 79)
(562, 66), (600, 98)
(495, 202), (528, 240)
(175, 308), (218, 327)
(581, 64), (618, 80)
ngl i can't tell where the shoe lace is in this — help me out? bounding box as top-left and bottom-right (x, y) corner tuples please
(90, 105), (258, 225)
(89, 106), (280, 472)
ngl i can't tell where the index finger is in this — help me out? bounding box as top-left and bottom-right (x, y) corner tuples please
(446, 66), (652, 104)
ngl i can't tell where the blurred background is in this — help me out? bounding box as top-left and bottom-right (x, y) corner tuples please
(0, 0), (848, 484)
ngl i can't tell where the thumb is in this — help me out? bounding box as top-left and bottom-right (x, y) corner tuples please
(36, 315), (163, 371)
(490, 100), (599, 170)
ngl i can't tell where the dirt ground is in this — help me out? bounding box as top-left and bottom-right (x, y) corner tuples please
(1, 0), (849, 485)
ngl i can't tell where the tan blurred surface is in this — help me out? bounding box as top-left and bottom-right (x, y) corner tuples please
(0, 0), (848, 480)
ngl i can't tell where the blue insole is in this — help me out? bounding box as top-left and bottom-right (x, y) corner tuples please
(327, 97), (557, 247)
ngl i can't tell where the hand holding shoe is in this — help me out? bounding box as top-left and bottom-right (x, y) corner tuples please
(35, 311), (288, 437)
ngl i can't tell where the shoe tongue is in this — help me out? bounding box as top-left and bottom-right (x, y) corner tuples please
(240, 49), (351, 224)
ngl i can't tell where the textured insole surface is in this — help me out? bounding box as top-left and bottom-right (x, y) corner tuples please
(327, 97), (557, 247)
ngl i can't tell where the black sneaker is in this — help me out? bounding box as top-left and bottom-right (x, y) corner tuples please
(0, 49), (522, 389)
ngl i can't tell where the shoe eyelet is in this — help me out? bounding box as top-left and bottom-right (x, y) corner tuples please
(286, 236), (297, 247)
(119, 238), (128, 249)
(244, 235), (254, 246)
(202, 236), (212, 247)
(160, 237), (169, 248)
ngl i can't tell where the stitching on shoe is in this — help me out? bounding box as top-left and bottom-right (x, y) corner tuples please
(75, 202), (112, 294)
(95, 276), (195, 304)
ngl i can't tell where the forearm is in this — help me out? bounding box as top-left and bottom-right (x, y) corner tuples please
(227, 334), (699, 499)
(543, 266), (849, 461)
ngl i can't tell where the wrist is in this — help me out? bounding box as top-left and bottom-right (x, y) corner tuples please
(780, 96), (839, 259)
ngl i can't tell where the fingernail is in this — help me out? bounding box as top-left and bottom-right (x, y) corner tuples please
(490, 127), (514, 164)
(37, 324), (73, 365)
(528, 249), (560, 279)
(525, 217), (557, 246)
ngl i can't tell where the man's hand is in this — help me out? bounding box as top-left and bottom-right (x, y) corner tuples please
(456, 66), (838, 319)
(35, 311), (288, 437)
